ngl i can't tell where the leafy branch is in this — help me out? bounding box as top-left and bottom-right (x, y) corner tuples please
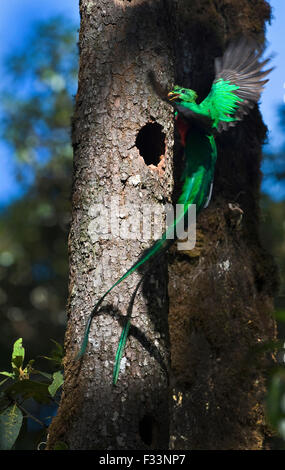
(0, 338), (64, 450)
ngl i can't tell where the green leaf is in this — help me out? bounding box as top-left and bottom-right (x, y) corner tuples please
(0, 378), (10, 387)
(48, 371), (63, 397)
(20, 359), (35, 380)
(0, 371), (15, 378)
(53, 441), (69, 450)
(50, 339), (63, 353)
(41, 339), (64, 367)
(33, 370), (53, 381)
(275, 310), (285, 323)
(0, 372), (15, 388)
(25, 359), (35, 373)
(6, 380), (51, 404)
(11, 338), (25, 371)
(0, 404), (23, 450)
(266, 370), (285, 430)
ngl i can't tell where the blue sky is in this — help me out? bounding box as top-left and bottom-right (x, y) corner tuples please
(0, 0), (79, 207)
(0, 0), (284, 205)
(261, 0), (285, 150)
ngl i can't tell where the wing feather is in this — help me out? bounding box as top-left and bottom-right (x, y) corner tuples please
(201, 39), (273, 132)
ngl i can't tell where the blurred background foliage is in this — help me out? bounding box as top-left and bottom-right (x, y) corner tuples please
(260, 102), (285, 314)
(0, 12), (285, 448)
(0, 16), (77, 372)
(260, 105), (285, 446)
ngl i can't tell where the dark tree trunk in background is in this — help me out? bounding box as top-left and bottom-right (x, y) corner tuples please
(168, 0), (277, 450)
(47, 0), (277, 450)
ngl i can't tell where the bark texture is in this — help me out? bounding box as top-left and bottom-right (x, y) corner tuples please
(47, 0), (277, 450)
(168, 0), (277, 450)
(47, 0), (174, 450)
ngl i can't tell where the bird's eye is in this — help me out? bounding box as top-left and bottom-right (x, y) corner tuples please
(181, 89), (186, 93)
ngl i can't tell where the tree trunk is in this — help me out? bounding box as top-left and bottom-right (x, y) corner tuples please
(47, 0), (174, 450)
(168, 0), (277, 450)
(47, 0), (277, 450)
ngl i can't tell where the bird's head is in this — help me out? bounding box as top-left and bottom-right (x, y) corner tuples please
(168, 86), (198, 103)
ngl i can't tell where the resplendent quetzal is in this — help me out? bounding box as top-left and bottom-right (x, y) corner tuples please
(77, 39), (272, 384)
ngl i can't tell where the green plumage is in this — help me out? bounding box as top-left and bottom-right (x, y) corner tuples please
(77, 39), (271, 384)
(111, 129), (216, 384)
(179, 79), (242, 128)
(178, 131), (216, 210)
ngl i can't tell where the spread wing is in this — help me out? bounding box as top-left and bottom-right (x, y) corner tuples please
(201, 39), (273, 132)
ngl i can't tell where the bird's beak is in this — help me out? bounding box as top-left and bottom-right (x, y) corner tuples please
(167, 91), (180, 101)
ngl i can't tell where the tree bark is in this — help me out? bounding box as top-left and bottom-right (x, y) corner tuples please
(47, 0), (277, 450)
(47, 0), (174, 450)
(168, 0), (277, 450)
